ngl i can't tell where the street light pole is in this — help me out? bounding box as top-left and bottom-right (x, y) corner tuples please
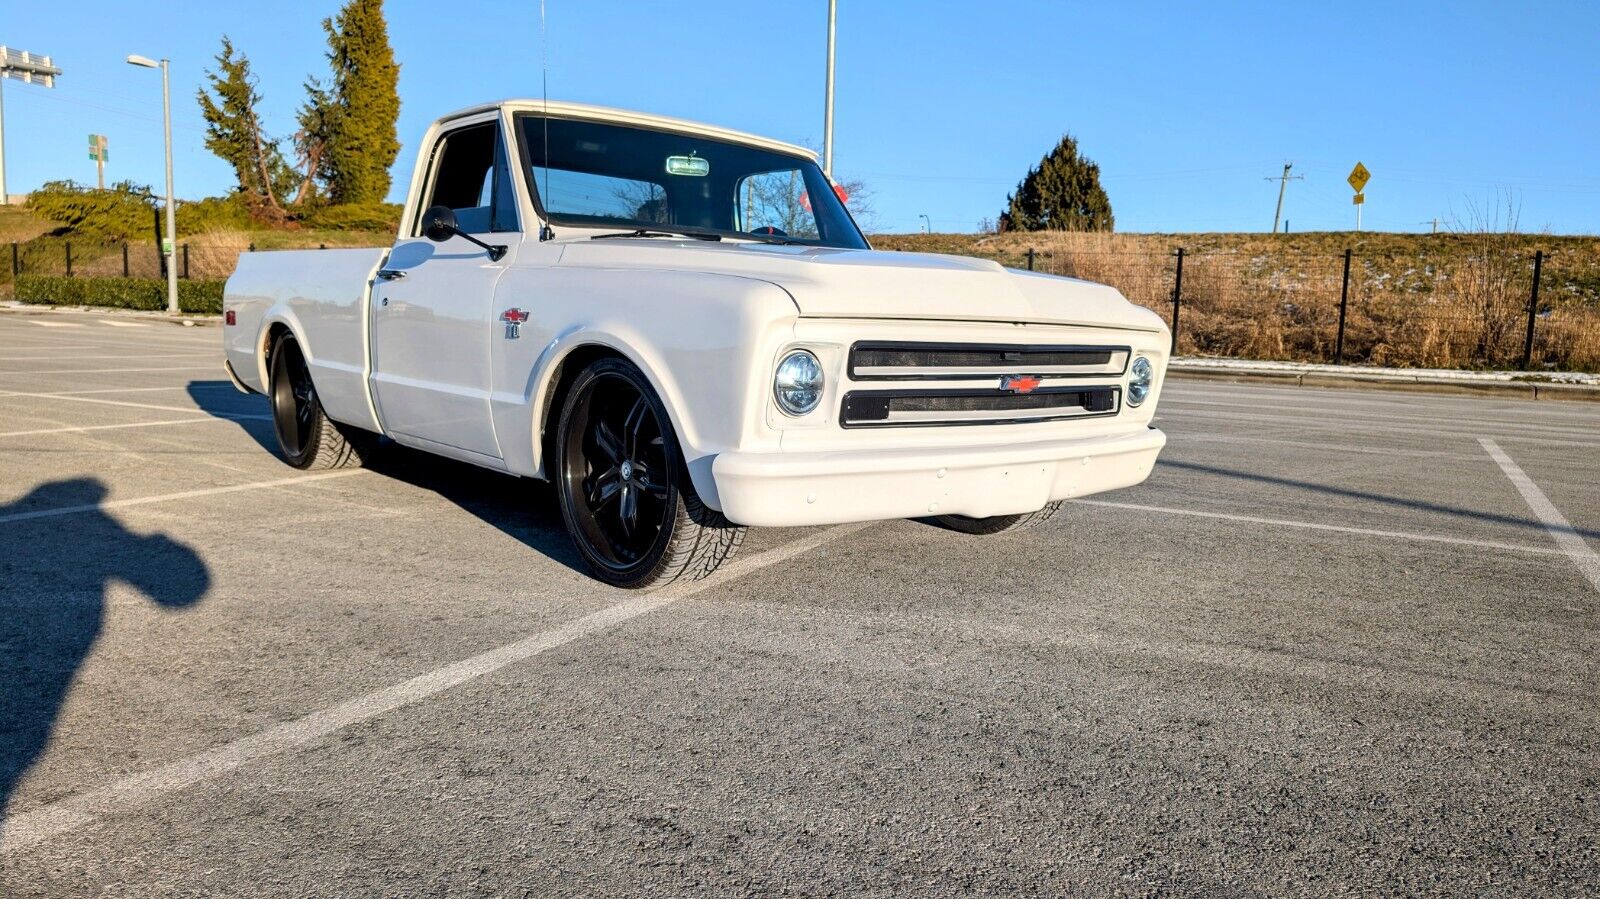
(822, 0), (836, 178)
(128, 54), (178, 313)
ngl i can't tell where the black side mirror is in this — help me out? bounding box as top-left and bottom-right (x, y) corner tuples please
(422, 205), (459, 242)
(420, 204), (508, 261)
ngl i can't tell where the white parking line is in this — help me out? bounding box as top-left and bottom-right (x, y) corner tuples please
(0, 470), (365, 524)
(0, 384), (236, 398)
(1479, 438), (1600, 592)
(1072, 498), (1568, 558)
(0, 353), (217, 362)
(0, 520), (870, 853)
(0, 391), (239, 417)
(24, 321), (83, 328)
(100, 320), (149, 328)
(0, 416), (268, 439)
(0, 365), (220, 376)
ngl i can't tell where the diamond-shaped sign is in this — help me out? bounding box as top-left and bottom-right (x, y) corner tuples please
(1347, 162), (1370, 194)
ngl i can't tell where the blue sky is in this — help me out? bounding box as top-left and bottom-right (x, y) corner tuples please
(3, 0), (1597, 234)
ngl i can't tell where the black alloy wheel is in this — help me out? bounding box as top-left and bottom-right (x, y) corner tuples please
(555, 358), (743, 589)
(267, 332), (370, 470)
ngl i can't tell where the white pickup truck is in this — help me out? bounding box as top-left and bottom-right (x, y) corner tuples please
(223, 100), (1169, 588)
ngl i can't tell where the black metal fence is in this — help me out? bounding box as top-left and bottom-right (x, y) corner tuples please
(1019, 245), (1597, 373)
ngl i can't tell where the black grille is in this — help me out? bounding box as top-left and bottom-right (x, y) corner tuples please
(849, 341), (1127, 380)
(841, 386), (1120, 428)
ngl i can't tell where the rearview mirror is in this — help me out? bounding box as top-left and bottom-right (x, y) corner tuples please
(422, 205), (458, 242)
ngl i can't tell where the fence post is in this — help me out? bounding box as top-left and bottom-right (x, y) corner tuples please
(10, 242), (17, 277)
(1522, 250), (1543, 370)
(182, 243), (190, 279)
(248, 243), (255, 253)
(1334, 248), (1352, 364)
(1170, 248), (1184, 355)
(65, 242), (73, 278)
(1025, 248), (1035, 271)
(122, 243), (130, 277)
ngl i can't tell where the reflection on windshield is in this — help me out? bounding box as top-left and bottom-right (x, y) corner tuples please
(517, 114), (867, 250)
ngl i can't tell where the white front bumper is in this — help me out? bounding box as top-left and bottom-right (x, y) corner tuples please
(711, 427), (1166, 527)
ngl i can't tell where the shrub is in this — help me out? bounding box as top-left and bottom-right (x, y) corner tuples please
(299, 202), (402, 232)
(26, 181), (159, 240)
(14, 274), (225, 314)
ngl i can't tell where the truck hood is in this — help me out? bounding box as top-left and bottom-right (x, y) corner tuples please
(556, 240), (1167, 333)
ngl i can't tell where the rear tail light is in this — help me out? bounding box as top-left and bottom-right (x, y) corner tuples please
(224, 310), (237, 326)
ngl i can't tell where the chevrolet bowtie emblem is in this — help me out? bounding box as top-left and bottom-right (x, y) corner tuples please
(501, 307), (530, 339)
(1000, 374), (1043, 394)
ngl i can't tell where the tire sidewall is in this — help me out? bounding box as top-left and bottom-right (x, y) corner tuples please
(269, 333), (320, 469)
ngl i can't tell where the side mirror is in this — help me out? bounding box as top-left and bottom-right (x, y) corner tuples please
(419, 204), (508, 261)
(422, 205), (458, 242)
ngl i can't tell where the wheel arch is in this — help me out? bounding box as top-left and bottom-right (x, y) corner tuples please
(530, 335), (720, 508)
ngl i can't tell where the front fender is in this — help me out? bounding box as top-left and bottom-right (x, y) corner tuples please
(490, 267), (799, 509)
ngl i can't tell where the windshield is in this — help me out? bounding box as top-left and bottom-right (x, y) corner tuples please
(515, 114), (868, 249)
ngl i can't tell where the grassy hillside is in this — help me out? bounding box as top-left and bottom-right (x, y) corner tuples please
(872, 231), (1600, 371)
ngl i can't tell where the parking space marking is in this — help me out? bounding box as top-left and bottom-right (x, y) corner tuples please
(0, 416), (265, 439)
(24, 321), (83, 328)
(1159, 408), (1600, 449)
(0, 384), (237, 398)
(0, 520), (871, 854)
(0, 352), (218, 362)
(0, 391), (242, 418)
(0, 470), (365, 524)
(1479, 438), (1600, 592)
(0, 365), (220, 376)
(99, 320), (149, 328)
(1072, 498), (1568, 558)
(1173, 431), (1487, 462)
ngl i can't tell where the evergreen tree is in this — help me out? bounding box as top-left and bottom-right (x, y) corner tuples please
(301, 0), (401, 205)
(1000, 134), (1114, 232)
(196, 38), (296, 217)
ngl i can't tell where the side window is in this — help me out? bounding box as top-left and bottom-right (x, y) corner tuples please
(736, 169), (821, 239)
(420, 122), (519, 235)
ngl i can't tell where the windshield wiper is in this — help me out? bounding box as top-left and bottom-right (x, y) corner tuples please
(590, 228), (721, 242)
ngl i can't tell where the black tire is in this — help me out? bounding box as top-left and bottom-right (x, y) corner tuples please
(554, 358), (745, 589)
(268, 332), (373, 470)
(932, 501), (1064, 535)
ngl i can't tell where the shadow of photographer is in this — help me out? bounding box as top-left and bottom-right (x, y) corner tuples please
(1, 479), (209, 838)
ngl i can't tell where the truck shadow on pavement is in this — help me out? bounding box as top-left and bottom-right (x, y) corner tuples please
(1159, 459), (1600, 540)
(0, 479), (209, 834)
(184, 380), (586, 575)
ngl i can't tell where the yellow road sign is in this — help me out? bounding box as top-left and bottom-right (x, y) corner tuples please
(1352, 193), (1365, 205)
(1348, 162), (1370, 193)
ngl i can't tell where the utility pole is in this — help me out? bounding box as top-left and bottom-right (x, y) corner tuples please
(1420, 217), (1441, 234)
(822, 0), (837, 178)
(0, 47), (64, 205)
(1265, 162), (1303, 234)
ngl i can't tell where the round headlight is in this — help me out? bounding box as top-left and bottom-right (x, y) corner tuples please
(1127, 356), (1153, 407)
(774, 350), (824, 416)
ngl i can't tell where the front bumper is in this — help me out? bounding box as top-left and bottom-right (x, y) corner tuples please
(711, 427), (1166, 527)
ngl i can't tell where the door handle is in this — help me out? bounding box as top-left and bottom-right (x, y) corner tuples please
(376, 269), (406, 281)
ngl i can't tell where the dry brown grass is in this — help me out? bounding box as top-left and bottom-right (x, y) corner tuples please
(873, 231), (1600, 372)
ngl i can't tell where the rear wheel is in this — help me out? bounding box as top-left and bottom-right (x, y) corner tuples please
(555, 358), (744, 589)
(268, 332), (372, 470)
(932, 501), (1064, 535)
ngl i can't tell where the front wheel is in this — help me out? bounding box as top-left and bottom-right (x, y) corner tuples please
(932, 501), (1064, 535)
(555, 358), (745, 589)
(268, 332), (373, 470)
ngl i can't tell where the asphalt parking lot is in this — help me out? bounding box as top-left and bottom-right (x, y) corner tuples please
(1, 308), (1596, 897)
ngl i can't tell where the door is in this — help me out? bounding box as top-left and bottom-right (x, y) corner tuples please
(370, 119), (522, 459)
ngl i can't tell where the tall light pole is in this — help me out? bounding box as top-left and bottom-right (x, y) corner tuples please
(127, 54), (178, 314)
(822, 0), (836, 178)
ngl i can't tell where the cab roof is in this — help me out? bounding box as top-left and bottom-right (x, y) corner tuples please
(437, 100), (818, 161)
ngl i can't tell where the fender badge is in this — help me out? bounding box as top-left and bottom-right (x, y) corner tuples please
(501, 307), (530, 339)
(1000, 375), (1043, 394)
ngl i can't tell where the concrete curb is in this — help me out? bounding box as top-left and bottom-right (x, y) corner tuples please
(1169, 363), (1600, 402)
(0, 302), (218, 328)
